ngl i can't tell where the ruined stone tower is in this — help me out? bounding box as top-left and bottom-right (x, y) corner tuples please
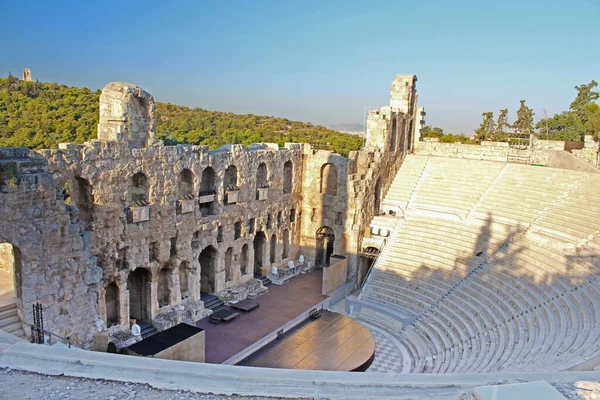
(22, 68), (32, 82)
(97, 82), (157, 148)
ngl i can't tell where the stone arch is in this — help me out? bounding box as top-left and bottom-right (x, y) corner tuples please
(199, 167), (216, 193)
(71, 177), (94, 228)
(105, 281), (119, 327)
(127, 268), (151, 321)
(240, 244), (248, 276)
(390, 118), (397, 152)
(320, 163), (338, 195)
(157, 268), (170, 307)
(315, 226), (335, 266)
(199, 246), (218, 294)
(97, 82), (156, 148)
(399, 119), (407, 154)
(224, 165), (238, 190)
(178, 169), (194, 198)
(225, 247), (233, 282)
(283, 161), (293, 194)
(128, 172), (149, 205)
(270, 234), (277, 264)
(257, 163), (268, 188)
(253, 232), (266, 275)
(282, 229), (289, 259)
(179, 261), (189, 299)
(374, 178), (382, 215)
(0, 242), (23, 308)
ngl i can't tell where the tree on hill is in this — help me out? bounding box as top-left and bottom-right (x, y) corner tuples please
(495, 109), (510, 142)
(474, 112), (496, 142)
(570, 80), (599, 124)
(512, 100), (534, 135)
(0, 76), (364, 156)
(420, 125), (443, 138)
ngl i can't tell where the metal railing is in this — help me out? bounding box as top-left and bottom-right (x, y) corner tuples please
(29, 324), (76, 348)
(358, 237), (387, 300)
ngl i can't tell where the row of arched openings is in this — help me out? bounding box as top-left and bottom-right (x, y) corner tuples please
(126, 160), (294, 205)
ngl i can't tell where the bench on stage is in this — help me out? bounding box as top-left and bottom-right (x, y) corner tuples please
(209, 307), (240, 324)
(231, 298), (260, 313)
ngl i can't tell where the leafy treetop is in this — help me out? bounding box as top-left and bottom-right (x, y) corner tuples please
(0, 76), (364, 157)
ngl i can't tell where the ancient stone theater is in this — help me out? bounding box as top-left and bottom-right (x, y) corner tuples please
(1, 74), (600, 398)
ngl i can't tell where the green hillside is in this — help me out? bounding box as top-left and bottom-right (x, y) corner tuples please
(0, 75), (364, 156)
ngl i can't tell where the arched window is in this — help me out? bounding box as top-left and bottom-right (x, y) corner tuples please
(374, 178), (382, 215)
(282, 229), (289, 259)
(315, 226), (335, 266)
(128, 172), (149, 205)
(199, 167), (215, 194)
(158, 268), (170, 307)
(270, 234), (277, 264)
(256, 163), (268, 188)
(224, 165), (238, 190)
(225, 247), (233, 282)
(390, 118), (397, 152)
(178, 169), (194, 199)
(283, 161), (293, 194)
(320, 163), (338, 195)
(179, 261), (189, 299)
(240, 244), (248, 275)
(199, 246), (219, 294)
(105, 282), (119, 326)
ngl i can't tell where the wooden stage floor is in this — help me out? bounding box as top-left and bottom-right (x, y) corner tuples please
(196, 269), (327, 364)
(239, 311), (375, 372)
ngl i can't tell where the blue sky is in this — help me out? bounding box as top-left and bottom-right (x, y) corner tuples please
(1, 0), (598, 134)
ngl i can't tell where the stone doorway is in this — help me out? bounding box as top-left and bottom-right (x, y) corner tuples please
(0, 242), (22, 307)
(315, 227), (335, 267)
(105, 282), (119, 327)
(253, 231), (266, 275)
(127, 268), (151, 322)
(0, 242), (25, 338)
(199, 246), (218, 294)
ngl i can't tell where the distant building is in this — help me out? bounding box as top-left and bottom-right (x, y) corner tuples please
(22, 68), (32, 82)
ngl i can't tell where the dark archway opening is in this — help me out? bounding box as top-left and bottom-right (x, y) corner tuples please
(127, 268), (151, 322)
(253, 231), (266, 276)
(128, 172), (149, 205)
(390, 118), (397, 152)
(75, 177), (93, 228)
(199, 167), (216, 215)
(105, 282), (119, 327)
(270, 234), (277, 264)
(179, 261), (189, 299)
(374, 178), (382, 215)
(225, 247), (233, 282)
(158, 268), (170, 307)
(240, 244), (248, 276)
(199, 246), (218, 294)
(283, 161), (293, 194)
(315, 226), (335, 266)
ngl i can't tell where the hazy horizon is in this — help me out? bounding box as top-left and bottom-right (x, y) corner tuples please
(1, 0), (598, 135)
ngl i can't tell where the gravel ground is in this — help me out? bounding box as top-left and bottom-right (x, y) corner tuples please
(0, 368), (305, 400)
(457, 379), (600, 400)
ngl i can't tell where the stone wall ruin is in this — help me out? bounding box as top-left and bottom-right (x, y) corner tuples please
(0, 75), (420, 347)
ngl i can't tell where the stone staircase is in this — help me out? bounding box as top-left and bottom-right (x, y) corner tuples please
(137, 320), (157, 339)
(201, 293), (226, 312)
(0, 302), (26, 340)
(255, 275), (272, 287)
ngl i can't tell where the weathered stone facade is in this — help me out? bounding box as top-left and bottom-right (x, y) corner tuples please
(0, 75), (420, 347)
(0, 148), (100, 346)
